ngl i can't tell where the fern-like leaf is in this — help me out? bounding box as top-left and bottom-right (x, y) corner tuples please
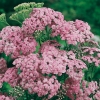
(10, 8), (32, 24)
(10, 2), (44, 24)
(0, 14), (9, 30)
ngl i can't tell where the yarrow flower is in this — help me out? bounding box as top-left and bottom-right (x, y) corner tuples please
(0, 26), (23, 58)
(75, 81), (99, 100)
(0, 3), (100, 100)
(51, 20), (94, 45)
(64, 78), (80, 100)
(0, 94), (13, 100)
(82, 47), (100, 66)
(63, 79), (100, 100)
(94, 91), (100, 100)
(13, 53), (61, 99)
(28, 76), (60, 99)
(0, 58), (7, 74)
(0, 26), (37, 58)
(0, 67), (20, 87)
(40, 41), (68, 75)
(66, 59), (87, 81)
(22, 7), (64, 35)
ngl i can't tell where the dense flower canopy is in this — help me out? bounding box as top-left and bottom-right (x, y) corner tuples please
(0, 4), (100, 100)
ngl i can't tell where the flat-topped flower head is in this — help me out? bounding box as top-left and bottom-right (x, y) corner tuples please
(0, 3), (100, 100)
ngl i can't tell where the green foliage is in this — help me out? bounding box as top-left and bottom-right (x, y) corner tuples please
(0, 13), (9, 30)
(0, 82), (13, 94)
(10, 2), (44, 24)
(34, 26), (52, 44)
(9, 8), (32, 24)
(9, 86), (27, 100)
(17, 68), (22, 75)
(0, 53), (14, 68)
(57, 73), (68, 83)
(14, 2), (44, 12)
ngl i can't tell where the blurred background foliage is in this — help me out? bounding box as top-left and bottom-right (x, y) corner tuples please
(0, 0), (100, 35)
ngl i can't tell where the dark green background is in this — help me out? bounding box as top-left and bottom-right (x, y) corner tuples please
(0, 0), (100, 35)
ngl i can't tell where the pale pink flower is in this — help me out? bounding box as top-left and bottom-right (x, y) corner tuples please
(94, 91), (100, 100)
(0, 94), (13, 100)
(0, 58), (7, 74)
(1, 67), (20, 87)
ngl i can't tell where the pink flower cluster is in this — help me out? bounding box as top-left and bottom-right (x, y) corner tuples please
(13, 53), (41, 83)
(0, 58), (7, 74)
(12, 40), (88, 99)
(22, 7), (64, 35)
(75, 81), (100, 100)
(0, 94), (13, 100)
(64, 79), (100, 100)
(40, 41), (68, 75)
(95, 91), (100, 100)
(0, 26), (23, 58)
(0, 58), (8, 87)
(0, 26), (37, 58)
(22, 8), (94, 45)
(13, 53), (60, 99)
(66, 59), (87, 81)
(64, 78), (80, 100)
(0, 67), (20, 87)
(52, 20), (94, 45)
(82, 47), (100, 66)
(27, 76), (60, 99)
(0, 6), (100, 100)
